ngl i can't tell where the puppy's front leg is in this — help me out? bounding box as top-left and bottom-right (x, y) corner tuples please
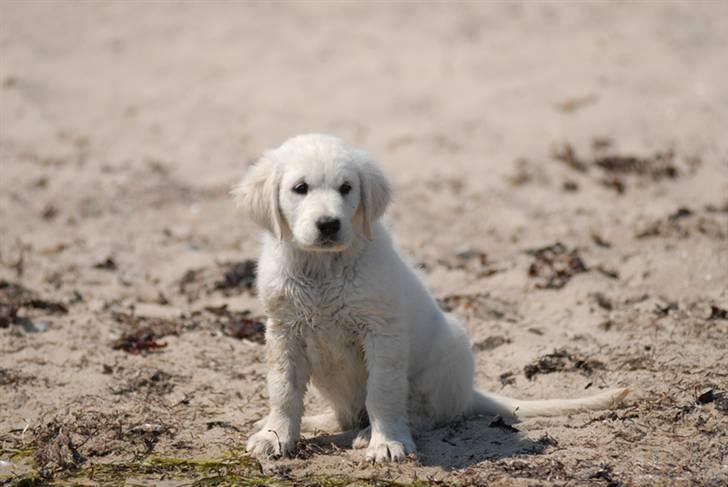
(246, 321), (309, 459)
(363, 331), (415, 463)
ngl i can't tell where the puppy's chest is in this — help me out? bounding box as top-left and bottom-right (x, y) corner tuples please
(265, 274), (385, 334)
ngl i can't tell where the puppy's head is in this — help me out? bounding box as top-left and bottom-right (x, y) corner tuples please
(233, 134), (390, 252)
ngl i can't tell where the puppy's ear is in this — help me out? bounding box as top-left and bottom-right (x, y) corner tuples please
(231, 154), (288, 240)
(356, 151), (391, 240)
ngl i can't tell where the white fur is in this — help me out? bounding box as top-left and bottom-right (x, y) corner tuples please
(234, 134), (629, 463)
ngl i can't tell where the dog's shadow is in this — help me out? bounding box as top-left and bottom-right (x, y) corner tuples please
(300, 416), (551, 469)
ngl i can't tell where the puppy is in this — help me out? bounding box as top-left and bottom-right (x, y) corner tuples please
(234, 134), (629, 463)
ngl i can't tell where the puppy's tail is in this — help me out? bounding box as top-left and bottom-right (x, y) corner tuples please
(470, 387), (630, 422)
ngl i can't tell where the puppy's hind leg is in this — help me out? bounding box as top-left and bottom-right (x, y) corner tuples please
(301, 412), (341, 433)
(352, 425), (371, 449)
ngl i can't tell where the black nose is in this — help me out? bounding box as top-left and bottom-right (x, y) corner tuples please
(316, 217), (341, 237)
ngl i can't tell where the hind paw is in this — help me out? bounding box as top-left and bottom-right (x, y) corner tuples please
(352, 426), (370, 449)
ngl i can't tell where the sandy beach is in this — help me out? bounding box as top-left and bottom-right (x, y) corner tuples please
(1, 1), (727, 485)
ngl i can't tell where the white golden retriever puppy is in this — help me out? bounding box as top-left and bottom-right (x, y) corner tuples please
(234, 134), (629, 463)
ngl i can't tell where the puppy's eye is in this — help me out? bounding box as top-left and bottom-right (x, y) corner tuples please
(339, 182), (352, 196)
(292, 182), (308, 195)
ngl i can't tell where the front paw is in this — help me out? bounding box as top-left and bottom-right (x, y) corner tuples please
(246, 428), (296, 459)
(366, 436), (416, 463)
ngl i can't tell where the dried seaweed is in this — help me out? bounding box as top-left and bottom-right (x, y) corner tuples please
(552, 142), (589, 172)
(179, 260), (257, 302)
(550, 143), (685, 194)
(31, 403), (177, 479)
(0, 280), (68, 327)
(213, 260), (257, 293)
(34, 423), (84, 478)
(499, 371), (516, 386)
(110, 312), (179, 354)
(526, 243), (587, 289)
(112, 368), (176, 396)
(697, 389), (728, 413)
(112, 329), (168, 354)
(0, 367), (30, 386)
(591, 232), (612, 248)
(473, 335), (511, 352)
(591, 292), (613, 311)
(207, 306), (265, 343)
(636, 207), (727, 240)
(708, 306), (728, 321)
(437, 293), (517, 322)
(93, 256), (118, 271)
(594, 150), (678, 180)
(524, 348), (605, 380)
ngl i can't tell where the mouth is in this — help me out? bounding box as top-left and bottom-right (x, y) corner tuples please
(317, 238), (340, 249)
(301, 237), (349, 252)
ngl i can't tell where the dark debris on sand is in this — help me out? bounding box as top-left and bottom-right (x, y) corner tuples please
(33, 422), (84, 479)
(112, 368), (176, 396)
(179, 260), (257, 302)
(635, 206), (728, 240)
(437, 293), (518, 323)
(205, 305), (265, 343)
(550, 142), (687, 194)
(594, 150), (678, 180)
(473, 335), (511, 352)
(111, 312), (180, 354)
(552, 143), (589, 172)
(0, 279), (68, 328)
(214, 259), (257, 293)
(697, 389), (728, 414)
(524, 348), (605, 380)
(110, 305), (266, 354)
(0, 367), (31, 386)
(525, 243), (587, 289)
(93, 256), (118, 271)
(709, 306), (728, 320)
(32, 405), (175, 479)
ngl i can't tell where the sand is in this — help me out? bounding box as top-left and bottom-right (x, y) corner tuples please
(1, 1), (727, 485)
